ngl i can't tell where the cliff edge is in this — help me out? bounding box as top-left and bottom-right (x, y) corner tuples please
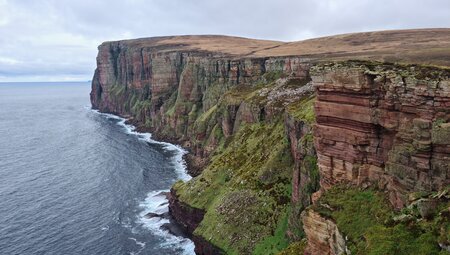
(91, 29), (450, 255)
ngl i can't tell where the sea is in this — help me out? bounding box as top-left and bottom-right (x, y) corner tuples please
(0, 82), (195, 255)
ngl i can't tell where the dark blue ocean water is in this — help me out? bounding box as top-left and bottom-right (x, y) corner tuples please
(0, 82), (194, 255)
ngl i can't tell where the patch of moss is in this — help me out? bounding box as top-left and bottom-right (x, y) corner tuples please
(263, 70), (285, 83)
(202, 81), (231, 111)
(175, 119), (294, 254)
(303, 155), (319, 195)
(276, 239), (307, 255)
(316, 185), (449, 255)
(253, 208), (290, 255)
(164, 91), (179, 117)
(197, 105), (218, 123)
(131, 99), (152, 119)
(196, 190), (278, 255)
(287, 96), (316, 124)
(222, 83), (266, 105)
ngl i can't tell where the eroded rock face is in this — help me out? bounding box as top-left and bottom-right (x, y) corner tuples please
(168, 189), (205, 235)
(91, 40), (316, 254)
(90, 37), (450, 255)
(91, 40), (310, 176)
(311, 62), (450, 208)
(301, 209), (348, 255)
(168, 189), (224, 255)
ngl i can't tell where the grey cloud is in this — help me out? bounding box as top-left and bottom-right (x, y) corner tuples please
(0, 0), (449, 81)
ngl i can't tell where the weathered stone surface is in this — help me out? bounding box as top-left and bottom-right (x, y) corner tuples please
(168, 189), (205, 235)
(311, 62), (450, 209)
(91, 40), (311, 177)
(91, 35), (450, 255)
(301, 209), (348, 255)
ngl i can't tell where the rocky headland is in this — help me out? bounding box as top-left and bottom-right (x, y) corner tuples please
(91, 29), (450, 255)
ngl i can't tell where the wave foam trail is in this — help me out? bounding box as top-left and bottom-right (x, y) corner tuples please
(92, 110), (191, 182)
(138, 191), (195, 254)
(92, 109), (195, 254)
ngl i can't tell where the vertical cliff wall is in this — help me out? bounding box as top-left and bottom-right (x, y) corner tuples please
(311, 62), (450, 208)
(91, 36), (450, 255)
(91, 40), (311, 176)
(304, 62), (450, 255)
(91, 39), (319, 254)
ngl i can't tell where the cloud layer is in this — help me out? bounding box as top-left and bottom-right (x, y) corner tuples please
(0, 0), (449, 81)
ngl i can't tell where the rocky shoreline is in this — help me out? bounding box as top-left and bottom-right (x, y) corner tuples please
(91, 32), (450, 254)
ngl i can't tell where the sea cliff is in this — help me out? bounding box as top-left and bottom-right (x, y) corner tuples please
(91, 30), (450, 255)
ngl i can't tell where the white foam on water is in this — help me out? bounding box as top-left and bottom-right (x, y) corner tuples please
(92, 109), (195, 254)
(129, 237), (146, 255)
(92, 110), (191, 182)
(137, 191), (195, 255)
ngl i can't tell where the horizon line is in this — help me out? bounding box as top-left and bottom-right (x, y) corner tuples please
(0, 81), (91, 83)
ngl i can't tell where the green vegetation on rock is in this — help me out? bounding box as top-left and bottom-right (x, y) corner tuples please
(287, 96), (316, 124)
(276, 239), (307, 255)
(253, 208), (293, 255)
(170, 73), (320, 254)
(175, 119), (293, 254)
(315, 185), (450, 255)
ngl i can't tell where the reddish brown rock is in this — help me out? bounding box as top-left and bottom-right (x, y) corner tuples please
(91, 39), (310, 177)
(311, 62), (450, 209)
(168, 189), (224, 254)
(301, 209), (348, 255)
(90, 35), (450, 254)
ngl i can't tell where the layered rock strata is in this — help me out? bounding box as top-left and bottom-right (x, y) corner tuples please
(91, 38), (316, 254)
(311, 62), (450, 209)
(91, 40), (309, 176)
(90, 34), (450, 255)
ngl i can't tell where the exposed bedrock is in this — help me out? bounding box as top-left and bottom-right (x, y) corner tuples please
(311, 62), (450, 209)
(90, 39), (317, 254)
(91, 40), (310, 176)
(90, 36), (450, 255)
(301, 208), (347, 255)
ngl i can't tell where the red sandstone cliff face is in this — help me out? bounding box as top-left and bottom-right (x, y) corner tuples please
(91, 35), (450, 255)
(301, 209), (348, 255)
(90, 39), (315, 253)
(300, 62), (450, 254)
(311, 62), (450, 209)
(91, 40), (310, 176)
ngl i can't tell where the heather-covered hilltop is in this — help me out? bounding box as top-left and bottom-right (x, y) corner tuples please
(91, 29), (450, 255)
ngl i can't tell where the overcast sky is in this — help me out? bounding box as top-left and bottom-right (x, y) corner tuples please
(0, 0), (449, 82)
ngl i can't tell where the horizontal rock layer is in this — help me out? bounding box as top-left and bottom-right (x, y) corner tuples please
(91, 40), (310, 176)
(90, 35), (450, 255)
(311, 62), (450, 209)
(91, 39), (316, 254)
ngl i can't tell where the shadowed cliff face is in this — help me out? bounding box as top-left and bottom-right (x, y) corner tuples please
(91, 32), (450, 255)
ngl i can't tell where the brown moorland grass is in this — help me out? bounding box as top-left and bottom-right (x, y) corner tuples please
(103, 28), (450, 66)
